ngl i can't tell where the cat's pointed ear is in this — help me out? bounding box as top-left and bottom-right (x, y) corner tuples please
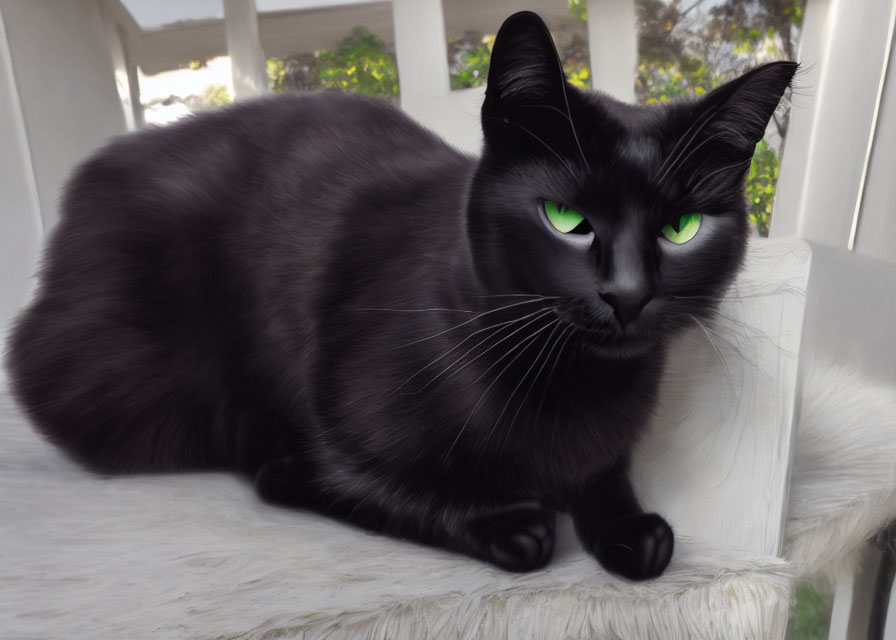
(485, 12), (565, 111)
(697, 61), (799, 153)
(482, 12), (572, 147)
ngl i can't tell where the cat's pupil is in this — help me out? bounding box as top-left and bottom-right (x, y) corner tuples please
(569, 220), (591, 235)
(670, 216), (683, 233)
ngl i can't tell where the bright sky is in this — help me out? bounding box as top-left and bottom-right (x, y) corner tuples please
(139, 56), (233, 125)
(139, 56), (233, 102)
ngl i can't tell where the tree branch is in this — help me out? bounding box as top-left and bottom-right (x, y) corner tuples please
(679, 0), (707, 21)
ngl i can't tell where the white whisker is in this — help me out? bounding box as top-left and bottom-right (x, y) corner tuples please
(386, 309), (547, 397)
(500, 322), (568, 456)
(356, 307), (478, 314)
(442, 317), (555, 462)
(483, 319), (561, 453)
(485, 115), (577, 179)
(415, 309), (554, 393)
(392, 297), (547, 350)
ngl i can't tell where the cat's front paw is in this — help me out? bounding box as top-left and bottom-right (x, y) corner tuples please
(471, 503), (556, 573)
(593, 513), (673, 580)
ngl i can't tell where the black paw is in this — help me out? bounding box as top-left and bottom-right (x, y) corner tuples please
(594, 513), (673, 580)
(472, 503), (556, 572)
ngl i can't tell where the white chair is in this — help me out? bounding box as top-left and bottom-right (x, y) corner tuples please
(0, 237), (812, 639)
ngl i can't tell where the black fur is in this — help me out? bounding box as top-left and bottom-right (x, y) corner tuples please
(4, 12), (796, 580)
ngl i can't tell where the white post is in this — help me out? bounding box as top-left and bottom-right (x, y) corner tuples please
(0, 4), (44, 374)
(124, 37), (143, 128)
(586, 0), (636, 103)
(828, 546), (883, 640)
(99, 1), (138, 130)
(770, 0), (896, 254)
(392, 0), (450, 107)
(884, 573), (896, 639)
(223, 0), (267, 100)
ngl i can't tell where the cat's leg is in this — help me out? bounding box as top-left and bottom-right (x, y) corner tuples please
(255, 454), (556, 572)
(569, 457), (674, 580)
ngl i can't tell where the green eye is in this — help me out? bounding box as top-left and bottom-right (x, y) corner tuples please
(661, 213), (702, 244)
(544, 200), (588, 234)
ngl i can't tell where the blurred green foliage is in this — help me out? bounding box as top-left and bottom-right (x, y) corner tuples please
(568, 0), (588, 22)
(788, 579), (834, 640)
(268, 27), (398, 98)
(449, 36), (493, 90)
(748, 140), (780, 237)
(202, 84), (232, 107)
(316, 27), (399, 98)
(267, 58), (286, 93)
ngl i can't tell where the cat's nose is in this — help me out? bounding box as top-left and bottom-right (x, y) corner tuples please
(599, 290), (652, 327)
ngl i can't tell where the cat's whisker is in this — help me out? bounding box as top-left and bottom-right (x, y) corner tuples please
(463, 315), (557, 391)
(391, 297), (548, 350)
(386, 314), (530, 398)
(672, 298), (799, 357)
(685, 158), (752, 193)
(508, 101), (591, 174)
(474, 293), (557, 299)
(655, 102), (724, 186)
(417, 309), (555, 393)
(703, 318), (792, 369)
(500, 321), (568, 457)
(689, 314), (735, 393)
(542, 328), (575, 459)
(710, 311), (787, 344)
(484, 115), (578, 180)
(406, 308), (554, 396)
(356, 307), (478, 314)
(689, 314), (771, 381)
(482, 319), (561, 454)
(669, 286), (804, 301)
(707, 326), (766, 377)
(559, 100), (591, 175)
(660, 131), (732, 187)
(442, 316), (556, 462)
(511, 103), (571, 121)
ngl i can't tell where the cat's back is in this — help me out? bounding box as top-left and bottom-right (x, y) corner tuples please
(65, 90), (466, 221)
(5, 90), (472, 473)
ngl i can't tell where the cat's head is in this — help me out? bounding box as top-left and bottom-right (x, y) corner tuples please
(467, 11), (797, 359)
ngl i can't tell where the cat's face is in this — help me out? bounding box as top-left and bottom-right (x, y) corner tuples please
(467, 11), (796, 359)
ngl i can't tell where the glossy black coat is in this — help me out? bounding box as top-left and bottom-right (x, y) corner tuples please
(5, 12), (796, 579)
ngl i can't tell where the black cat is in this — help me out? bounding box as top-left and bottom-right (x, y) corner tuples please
(4, 12), (796, 580)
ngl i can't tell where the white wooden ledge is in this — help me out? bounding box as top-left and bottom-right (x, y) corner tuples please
(0, 239), (814, 639)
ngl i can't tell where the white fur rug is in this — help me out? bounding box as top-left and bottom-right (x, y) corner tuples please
(1, 362), (894, 639)
(785, 362), (896, 581)
(0, 390), (792, 640)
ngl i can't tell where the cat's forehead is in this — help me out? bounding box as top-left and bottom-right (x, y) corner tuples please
(577, 96), (671, 172)
(613, 132), (663, 173)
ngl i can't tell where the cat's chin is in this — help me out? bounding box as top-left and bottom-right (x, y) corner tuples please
(554, 309), (658, 361)
(577, 334), (659, 360)
(563, 324), (659, 361)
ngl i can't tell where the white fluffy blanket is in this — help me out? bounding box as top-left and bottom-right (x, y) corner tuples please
(0, 391), (790, 640)
(1, 362), (895, 639)
(785, 363), (896, 580)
